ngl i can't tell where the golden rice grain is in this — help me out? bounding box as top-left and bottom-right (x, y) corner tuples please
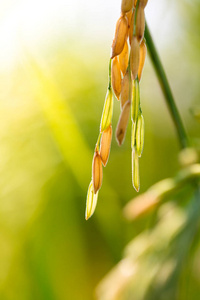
(130, 36), (140, 80)
(126, 9), (133, 28)
(140, 0), (148, 8)
(128, 10), (135, 44)
(111, 57), (122, 99)
(138, 39), (147, 82)
(100, 125), (112, 167)
(136, 4), (145, 43)
(92, 150), (103, 194)
(120, 70), (131, 109)
(118, 40), (129, 76)
(121, 0), (134, 14)
(111, 15), (128, 59)
(116, 100), (131, 145)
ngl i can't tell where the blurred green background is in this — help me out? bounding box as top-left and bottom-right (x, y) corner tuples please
(0, 0), (200, 299)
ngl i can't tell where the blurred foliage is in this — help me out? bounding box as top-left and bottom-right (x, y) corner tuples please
(96, 163), (200, 300)
(0, 1), (200, 300)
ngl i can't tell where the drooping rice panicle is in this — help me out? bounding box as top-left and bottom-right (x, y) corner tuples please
(86, 0), (149, 219)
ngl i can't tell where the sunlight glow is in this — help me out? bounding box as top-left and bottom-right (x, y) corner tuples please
(0, 0), (178, 70)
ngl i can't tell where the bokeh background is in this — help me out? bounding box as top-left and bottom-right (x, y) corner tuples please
(0, 0), (200, 299)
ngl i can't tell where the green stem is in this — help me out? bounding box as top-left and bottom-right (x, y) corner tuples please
(108, 58), (112, 90)
(144, 22), (189, 149)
